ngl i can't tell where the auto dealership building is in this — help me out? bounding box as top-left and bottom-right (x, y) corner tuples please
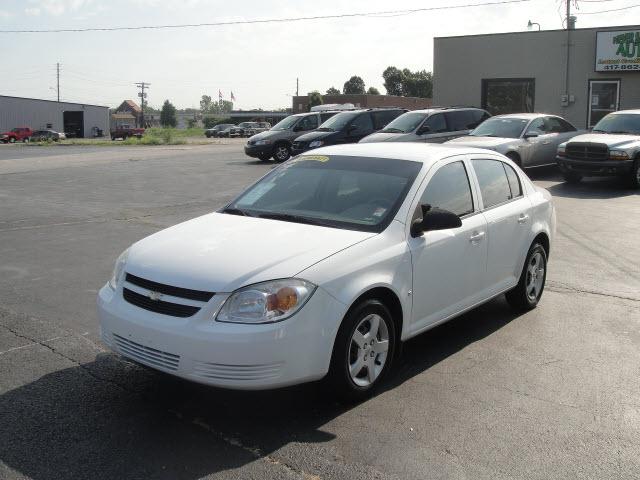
(433, 24), (640, 129)
(0, 96), (110, 138)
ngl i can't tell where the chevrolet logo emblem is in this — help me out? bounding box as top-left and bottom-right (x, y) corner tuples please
(147, 291), (163, 301)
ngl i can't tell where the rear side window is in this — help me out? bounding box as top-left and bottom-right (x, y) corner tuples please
(470, 110), (491, 128)
(445, 110), (476, 131)
(472, 159), (512, 208)
(502, 163), (522, 198)
(320, 112), (338, 123)
(422, 113), (447, 133)
(298, 115), (318, 131)
(351, 113), (374, 132)
(420, 161), (474, 217)
(372, 110), (403, 130)
(545, 116), (576, 133)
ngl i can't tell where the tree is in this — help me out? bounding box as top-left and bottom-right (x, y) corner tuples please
(199, 95), (213, 113)
(367, 86), (380, 95)
(160, 100), (177, 127)
(382, 66), (405, 96)
(308, 91), (323, 111)
(326, 86), (341, 95)
(343, 76), (365, 94)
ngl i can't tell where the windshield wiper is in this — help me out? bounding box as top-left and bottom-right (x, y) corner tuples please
(315, 127), (333, 132)
(382, 128), (403, 133)
(592, 129), (606, 133)
(222, 207), (252, 217)
(607, 130), (632, 134)
(257, 212), (331, 227)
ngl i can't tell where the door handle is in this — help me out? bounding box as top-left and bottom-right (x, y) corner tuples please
(517, 214), (529, 224)
(469, 231), (485, 243)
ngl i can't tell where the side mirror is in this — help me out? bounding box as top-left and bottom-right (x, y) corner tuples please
(347, 124), (358, 133)
(293, 125), (303, 132)
(411, 204), (462, 237)
(523, 131), (539, 139)
(417, 125), (431, 135)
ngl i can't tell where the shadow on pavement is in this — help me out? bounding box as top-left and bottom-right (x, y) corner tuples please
(0, 296), (521, 480)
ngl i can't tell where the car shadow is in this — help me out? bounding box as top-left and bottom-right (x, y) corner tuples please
(524, 166), (638, 199)
(0, 296), (522, 480)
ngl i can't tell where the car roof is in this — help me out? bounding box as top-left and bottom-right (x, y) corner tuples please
(493, 113), (543, 120)
(306, 142), (502, 165)
(611, 109), (640, 115)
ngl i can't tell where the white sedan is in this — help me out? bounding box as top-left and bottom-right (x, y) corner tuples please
(97, 143), (555, 400)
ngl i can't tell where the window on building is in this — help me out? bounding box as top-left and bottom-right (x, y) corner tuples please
(481, 79), (535, 115)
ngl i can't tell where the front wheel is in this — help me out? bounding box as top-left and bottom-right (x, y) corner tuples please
(9, 137), (15, 143)
(627, 160), (640, 189)
(506, 243), (547, 311)
(273, 144), (291, 162)
(563, 172), (583, 184)
(326, 299), (396, 402)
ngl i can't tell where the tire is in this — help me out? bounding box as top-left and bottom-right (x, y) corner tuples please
(273, 144), (291, 163)
(9, 137), (15, 143)
(563, 172), (583, 184)
(506, 242), (547, 312)
(627, 160), (640, 189)
(23, 137), (30, 143)
(326, 299), (397, 402)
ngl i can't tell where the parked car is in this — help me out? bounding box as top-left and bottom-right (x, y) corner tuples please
(229, 122), (260, 138)
(217, 125), (237, 138)
(246, 122), (271, 136)
(31, 129), (65, 141)
(205, 124), (235, 138)
(359, 107), (490, 144)
(1, 127), (33, 143)
(244, 111), (341, 162)
(557, 109), (640, 188)
(111, 126), (145, 140)
(98, 143), (555, 400)
(447, 114), (581, 168)
(291, 108), (407, 155)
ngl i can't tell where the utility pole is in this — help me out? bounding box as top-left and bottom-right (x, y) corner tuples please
(296, 77), (299, 96)
(56, 62), (60, 102)
(135, 82), (150, 128)
(564, 0), (571, 111)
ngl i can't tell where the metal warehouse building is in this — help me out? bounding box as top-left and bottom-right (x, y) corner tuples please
(433, 24), (640, 129)
(0, 96), (110, 138)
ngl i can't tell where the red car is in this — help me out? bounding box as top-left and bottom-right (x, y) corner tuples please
(1, 127), (33, 143)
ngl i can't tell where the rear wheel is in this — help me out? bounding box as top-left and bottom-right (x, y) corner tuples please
(562, 171), (583, 184)
(506, 242), (547, 311)
(273, 144), (291, 162)
(627, 160), (640, 189)
(327, 299), (396, 402)
(9, 137), (15, 143)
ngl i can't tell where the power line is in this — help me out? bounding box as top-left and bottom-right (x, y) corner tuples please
(0, 0), (532, 33)
(577, 3), (640, 14)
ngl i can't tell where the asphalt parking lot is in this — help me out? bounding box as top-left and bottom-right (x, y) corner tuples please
(1, 143), (639, 479)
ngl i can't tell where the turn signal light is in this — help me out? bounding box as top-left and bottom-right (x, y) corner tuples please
(267, 287), (298, 313)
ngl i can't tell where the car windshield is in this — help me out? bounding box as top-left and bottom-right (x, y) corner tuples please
(470, 117), (529, 138)
(225, 155), (422, 233)
(317, 112), (359, 132)
(592, 114), (640, 135)
(271, 116), (302, 130)
(382, 112), (429, 133)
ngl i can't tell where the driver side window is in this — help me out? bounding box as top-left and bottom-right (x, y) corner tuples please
(525, 118), (546, 135)
(422, 113), (447, 134)
(298, 115), (318, 131)
(419, 161), (474, 217)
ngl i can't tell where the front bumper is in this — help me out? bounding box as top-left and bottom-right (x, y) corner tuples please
(557, 156), (634, 177)
(244, 144), (272, 158)
(97, 282), (346, 390)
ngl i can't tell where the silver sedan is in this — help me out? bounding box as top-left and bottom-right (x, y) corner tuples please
(447, 113), (582, 168)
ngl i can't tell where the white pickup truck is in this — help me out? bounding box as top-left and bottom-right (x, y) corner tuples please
(557, 109), (640, 189)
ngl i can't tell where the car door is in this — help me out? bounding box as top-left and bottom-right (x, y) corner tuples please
(417, 113), (450, 143)
(523, 117), (557, 166)
(470, 157), (532, 295)
(407, 157), (488, 335)
(344, 113), (374, 143)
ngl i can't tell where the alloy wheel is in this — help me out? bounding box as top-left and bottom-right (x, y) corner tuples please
(348, 314), (390, 387)
(526, 252), (545, 301)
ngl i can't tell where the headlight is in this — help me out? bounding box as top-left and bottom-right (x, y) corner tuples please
(216, 279), (316, 324)
(309, 140), (324, 148)
(557, 145), (566, 157)
(254, 139), (271, 145)
(609, 150), (629, 160)
(108, 248), (130, 290)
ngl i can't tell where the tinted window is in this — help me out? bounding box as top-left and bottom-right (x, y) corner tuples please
(297, 115), (318, 131)
(420, 161), (474, 217)
(382, 112), (429, 133)
(372, 110), (403, 130)
(503, 163), (522, 198)
(422, 113), (447, 133)
(545, 116), (576, 133)
(472, 160), (513, 208)
(320, 112), (338, 123)
(350, 113), (374, 132)
(482, 78), (535, 115)
(471, 110), (491, 128)
(525, 118), (546, 135)
(445, 110), (476, 131)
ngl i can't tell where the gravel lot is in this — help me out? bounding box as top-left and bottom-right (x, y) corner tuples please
(1, 143), (639, 479)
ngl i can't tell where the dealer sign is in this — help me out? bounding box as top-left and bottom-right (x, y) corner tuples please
(595, 30), (640, 72)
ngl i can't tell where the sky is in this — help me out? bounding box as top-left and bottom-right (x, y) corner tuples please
(0, 0), (636, 110)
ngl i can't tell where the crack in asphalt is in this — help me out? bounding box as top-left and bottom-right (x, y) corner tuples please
(546, 280), (640, 303)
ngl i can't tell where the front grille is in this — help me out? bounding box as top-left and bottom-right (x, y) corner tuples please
(125, 273), (214, 301)
(566, 143), (608, 161)
(123, 288), (200, 317)
(113, 334), (180, 370)
(292, 141), (307, 150)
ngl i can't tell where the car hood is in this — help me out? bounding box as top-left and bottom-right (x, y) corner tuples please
(125, 212), (375, 293)
(565, 133), (640, 148)
(446, 136), (517, 149)
(295, 130), (334, 142)
(359, 132), (413, 143)
(248, 129), (289, 142)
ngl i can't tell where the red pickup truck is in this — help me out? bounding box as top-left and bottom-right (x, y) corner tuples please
(110, 126), (145, 140)
(1, 127), (33, 143)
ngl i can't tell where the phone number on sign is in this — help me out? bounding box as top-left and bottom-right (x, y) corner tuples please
(600, 64), (640, 71)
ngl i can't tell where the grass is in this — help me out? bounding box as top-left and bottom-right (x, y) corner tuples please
(23, 127), (209, 147)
